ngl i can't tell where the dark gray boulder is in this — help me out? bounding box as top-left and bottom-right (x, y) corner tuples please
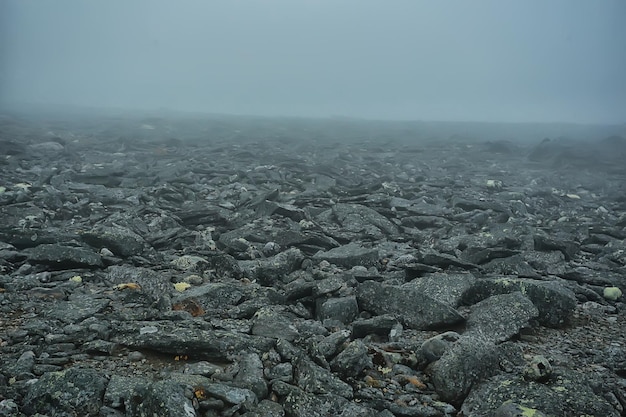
(461, 369), (619, 417)
(313, 243), (379, 268)
(465, 292), (539, 343)
(23, 367), (108, 416)
(429, 336), (523, 405)
(25, 243), (103, 269)
(357, 280), (464, 330)
(461, 277), (577, 327)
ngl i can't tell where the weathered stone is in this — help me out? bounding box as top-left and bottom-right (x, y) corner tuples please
(316, 296), (359, 324)
(404, 272), (476, 307)
(23, 367), (108, 416)
(294, 356), (353, 399)
(465, 292), (539, 343)
(351, 314), (399, 339)
(357, 280), (464, 330)
(420, 331), (460, 363)
(330, 340), (372, 378)
(430, 336), (522, 405)
(461, 369), (619, 417)
(25, 244), (103, 268)
(251, 306), (300, 341)
(111, 321), (275, 361)
(461, 277), (576, 327)
(81, 226), (146, 257)
(313, 244), (379, 268)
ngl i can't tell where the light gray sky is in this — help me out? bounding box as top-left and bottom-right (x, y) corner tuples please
(1, 0), (625, 123)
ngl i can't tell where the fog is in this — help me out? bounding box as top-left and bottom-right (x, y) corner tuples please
(1, 0), (625, 123)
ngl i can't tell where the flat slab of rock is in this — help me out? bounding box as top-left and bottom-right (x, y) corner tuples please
(465, 292), (539, 342)
(357, 280), (464, 330)
(461, 277), (577, 327)
(25, 244), (102, 269)
(461, 369), (619, 417)
(111, 321), (275, 361)
(313, 243), (379, 268)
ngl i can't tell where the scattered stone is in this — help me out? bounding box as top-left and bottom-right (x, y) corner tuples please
(357, 280), (465, 330)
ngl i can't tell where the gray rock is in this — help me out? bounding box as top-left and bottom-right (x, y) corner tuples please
(127, 379), (197, 417)
(25, 243), (103, 269)
(357, 280), (464, 330)
(205, 382), (257, 408)
(111, 320), (275, 361)
(313, 243), (379, 268)
(316, 329), (352, 358)
(251, 305), (300, 341)
(103, 374), (147, 409)
(281, 383), (376, 417)
(81, 225), (146, 257)
(332, 203), (399, 239)
(172, 282), (244, 313)
(465, 292), (539, 343)
(418, 250), (478, 270)
(266, 362), (293, 383)
(461, 277), (577, 327)
(316, 296), (359, 324)
(533, 233), (580, 260)
(44, 294), (110, 324)
(241, 399), (286, 417)
(107, 265), (172, 310)
(420, 331), (460, 363)
(235, 352), (268, 400)
(312, 276), (345, 297)
(254, 248), (305, 286)
(294, 356), (353, 399)
(404, 272), (476, 307)
(430, 336), (522, 405)
(493, 402), (548, 417)
(461, 369), (619, 417)
(351, 314), (399, 339)
(330, 339), (372, 378)
(23, 367), (108, 416)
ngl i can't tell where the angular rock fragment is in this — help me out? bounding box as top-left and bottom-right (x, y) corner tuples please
(111, 321), (275, 361)
(461, 277), (576, 327)
(461, 369), (619, 417)
(357, 280), (464, 330)
(25, 243), (103, 269)
(23, 367), (108, 416)
(465, 292), (539, 342)
(429, 336), (522, 405)
(313, 243), (379, 268)
(80, 226), (146, 257)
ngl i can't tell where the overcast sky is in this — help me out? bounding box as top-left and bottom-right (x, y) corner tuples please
(1, 0), (624, 123)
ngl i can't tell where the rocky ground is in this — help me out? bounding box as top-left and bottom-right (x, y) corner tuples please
(0, 111), (625, 417)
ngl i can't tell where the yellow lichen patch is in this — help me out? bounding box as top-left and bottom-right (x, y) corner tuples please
(193, 387), (207, 400)
(378, 366), (392, 375)
(69, 276), (82, 283)
(113, 283), (141, 291)
(173, 282), (191, 292)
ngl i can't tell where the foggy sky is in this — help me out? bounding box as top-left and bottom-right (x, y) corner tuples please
(1, 0), (625, 123)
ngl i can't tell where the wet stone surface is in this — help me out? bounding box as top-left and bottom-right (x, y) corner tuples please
(0, 112), (625, 416)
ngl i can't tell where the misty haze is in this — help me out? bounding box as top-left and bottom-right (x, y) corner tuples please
(1, 2), (626, 417)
